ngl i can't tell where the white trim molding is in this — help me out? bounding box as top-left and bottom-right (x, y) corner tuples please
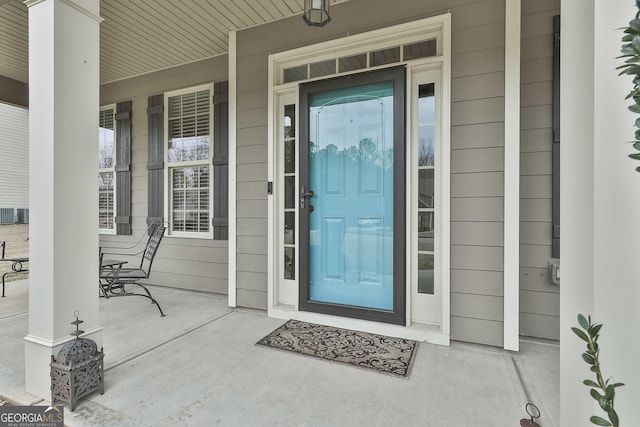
(228, 30), (237, 307)
(503, 0), (521, 351)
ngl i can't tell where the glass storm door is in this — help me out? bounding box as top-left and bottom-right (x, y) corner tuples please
(299, 68), (406, 325)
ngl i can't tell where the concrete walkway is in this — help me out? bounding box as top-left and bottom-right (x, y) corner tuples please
(0, 280), (559, 426)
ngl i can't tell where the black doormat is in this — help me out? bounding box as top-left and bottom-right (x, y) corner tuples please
(257, 320), (418, 378)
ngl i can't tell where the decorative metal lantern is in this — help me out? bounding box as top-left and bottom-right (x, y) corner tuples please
(50, 312), (104, 411)
(303, 0), (331, 27)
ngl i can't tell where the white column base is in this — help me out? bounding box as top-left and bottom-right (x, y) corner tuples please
(24, 328), (103, 401)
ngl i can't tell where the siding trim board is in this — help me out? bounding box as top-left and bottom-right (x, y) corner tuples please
(228, 30), (238, 307)
(504, 0), (521, 351)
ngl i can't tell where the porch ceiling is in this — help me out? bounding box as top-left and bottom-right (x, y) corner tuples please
(0, 0), (341, 85)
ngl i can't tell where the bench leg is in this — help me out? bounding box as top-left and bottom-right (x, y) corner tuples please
(2, 270), (28, 297)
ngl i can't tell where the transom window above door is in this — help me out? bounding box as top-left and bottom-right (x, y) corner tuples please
(282, 38), (437, 83)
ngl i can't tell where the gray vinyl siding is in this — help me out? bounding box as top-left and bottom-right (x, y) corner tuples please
(236, 0), (508, 346)
(99, 56), (229, 294)
(519, 0), (560, 340)
(0, 102), (28, 212)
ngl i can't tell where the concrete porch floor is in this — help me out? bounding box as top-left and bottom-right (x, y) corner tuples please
(0, 280), (559, 426)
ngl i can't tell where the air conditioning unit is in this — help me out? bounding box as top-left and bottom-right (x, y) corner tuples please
(0, 208), (14, 224)
(17, 208), (29, 224)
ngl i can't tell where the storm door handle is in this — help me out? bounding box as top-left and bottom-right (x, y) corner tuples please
(300, 187), (315, 210)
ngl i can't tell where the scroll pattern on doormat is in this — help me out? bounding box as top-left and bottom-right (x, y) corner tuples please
(257, 320), (418, 378)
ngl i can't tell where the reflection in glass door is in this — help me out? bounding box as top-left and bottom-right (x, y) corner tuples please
(308, 80), (394, 310)
(299, 68), (406, 325)
(417, 83), (435, 295)
(411, 68), (442, 326)
(283, 104), (296, 281)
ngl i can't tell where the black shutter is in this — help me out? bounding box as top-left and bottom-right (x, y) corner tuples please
(552, 15), (560, 258)
(147, 94), (164, 234)
(115, 100), (132, 235)
(213, 81), (229, 240)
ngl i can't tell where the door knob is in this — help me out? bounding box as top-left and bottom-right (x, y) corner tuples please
(300, 187), (315, 210)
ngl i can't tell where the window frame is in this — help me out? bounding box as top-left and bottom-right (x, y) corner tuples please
(163, 83), (215, 239)
(276, 90), (298, 305)
(98, 104), (117, 235)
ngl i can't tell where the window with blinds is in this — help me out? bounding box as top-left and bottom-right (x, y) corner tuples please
(165, 85), (213, 236)
(99, 106), (116, 233)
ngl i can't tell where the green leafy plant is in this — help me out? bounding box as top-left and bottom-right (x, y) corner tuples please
(572, 314), (624, 426)
(618, 0), (640, 171)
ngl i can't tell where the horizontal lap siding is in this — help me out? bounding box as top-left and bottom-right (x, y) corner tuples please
(519, 0), (560, 340)
(99, 56), (229, 294)
(236, 0), (508, 347)
(235, 48), (267, 306)
(236, 104), (268, 308)
(450, 0), (506, 346)
(0, 102), (28, 210)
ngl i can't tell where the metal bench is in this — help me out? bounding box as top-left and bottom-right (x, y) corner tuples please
(1, 241), (28, 297)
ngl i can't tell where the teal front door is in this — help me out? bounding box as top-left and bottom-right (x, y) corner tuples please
(299, 68), (406, 325)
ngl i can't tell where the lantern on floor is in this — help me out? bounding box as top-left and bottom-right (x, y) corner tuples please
(50, 312), (104, 411)
(303, 0), (331, 27)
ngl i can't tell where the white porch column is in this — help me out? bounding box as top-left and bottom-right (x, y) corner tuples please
(503, 0), (521, 352)
(561, 0), (640, 424)
(24, 0), (103, 399)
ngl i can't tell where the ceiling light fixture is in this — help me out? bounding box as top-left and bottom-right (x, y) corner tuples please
(303, 0), (331, 27)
